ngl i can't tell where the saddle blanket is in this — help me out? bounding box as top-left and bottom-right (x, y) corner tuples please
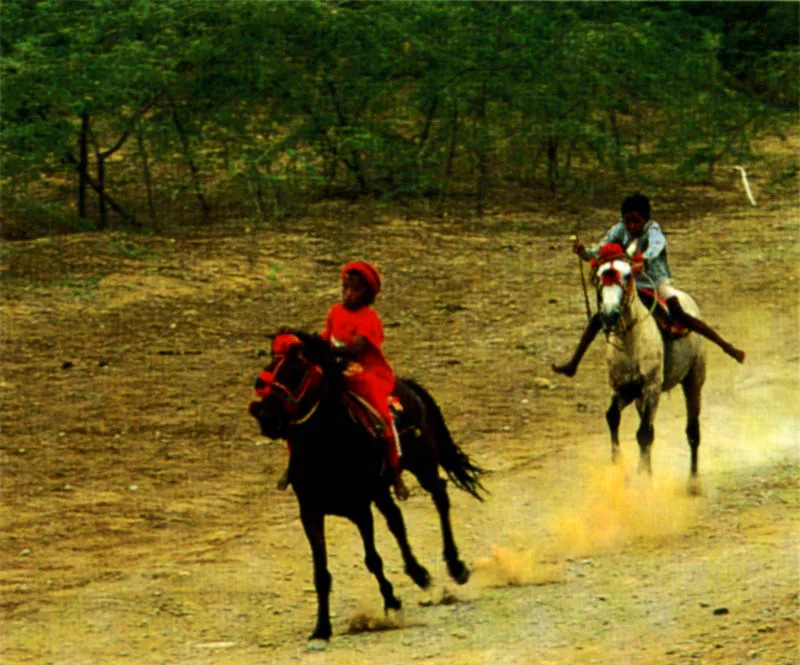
(637, 288), (689, 341)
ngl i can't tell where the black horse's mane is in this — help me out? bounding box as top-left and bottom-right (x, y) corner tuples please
(279, 329), (344, 377)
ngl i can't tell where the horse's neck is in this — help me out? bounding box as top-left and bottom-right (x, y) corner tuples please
(618, 291), (657, 349)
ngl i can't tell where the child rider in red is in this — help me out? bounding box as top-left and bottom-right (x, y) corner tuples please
(321, 261), (409, 501)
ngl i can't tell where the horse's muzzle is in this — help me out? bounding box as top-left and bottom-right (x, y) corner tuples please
(249, 400), (285, 438)
(600, 310), (622, 332)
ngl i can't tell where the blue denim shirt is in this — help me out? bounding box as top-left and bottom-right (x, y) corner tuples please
(586, 220), (671, 288)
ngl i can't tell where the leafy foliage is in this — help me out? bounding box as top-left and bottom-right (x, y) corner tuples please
(2, 1), (797, 235)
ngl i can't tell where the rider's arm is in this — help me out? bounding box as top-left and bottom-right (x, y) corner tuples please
(642, 221), (667, 262)
(331, 336), (369, 359)
(581, 222), (626, 261)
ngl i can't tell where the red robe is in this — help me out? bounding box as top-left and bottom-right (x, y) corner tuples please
(321, 303), (398, 464)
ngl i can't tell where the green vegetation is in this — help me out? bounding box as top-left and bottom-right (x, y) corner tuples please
(2, 1), (797, 237)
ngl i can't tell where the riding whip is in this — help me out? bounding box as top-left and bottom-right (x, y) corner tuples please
(572, 234), (593, 321)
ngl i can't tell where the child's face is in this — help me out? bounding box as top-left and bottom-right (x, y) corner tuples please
(342, 272), (370, 310)
(623, 211), (646, 237)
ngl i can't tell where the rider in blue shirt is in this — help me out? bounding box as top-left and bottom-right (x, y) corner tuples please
(552, 193), (746, 377)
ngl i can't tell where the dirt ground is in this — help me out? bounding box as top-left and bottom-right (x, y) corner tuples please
(1, 157), (798, 664)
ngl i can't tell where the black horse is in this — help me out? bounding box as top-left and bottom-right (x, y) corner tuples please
(248, 331), (486, 642)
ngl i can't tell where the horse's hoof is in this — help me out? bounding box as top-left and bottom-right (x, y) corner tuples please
(305, 638), (329, 651)
(687, 478), (703, 496)
(448, 560), (470, 585)
(406, 564), (432, 590)
(551, 363), (576, 378)
(385, 595), (402, 612)
(309, 624), (332, 643)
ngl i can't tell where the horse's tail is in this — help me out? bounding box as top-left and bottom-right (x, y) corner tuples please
(403, 379), (487, 502)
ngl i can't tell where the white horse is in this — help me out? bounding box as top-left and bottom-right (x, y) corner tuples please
(595, 251), (707, 487)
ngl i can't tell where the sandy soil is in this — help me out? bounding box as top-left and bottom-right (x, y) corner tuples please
(1, 172), (798, 665)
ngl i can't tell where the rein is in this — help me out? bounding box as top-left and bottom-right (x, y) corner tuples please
(259, 353), (324, 426)
(293, 400), (321, 426)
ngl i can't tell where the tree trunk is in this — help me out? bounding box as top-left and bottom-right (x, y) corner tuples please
(474, 85), (489, 216)
(438, 100), (459, 208)
(170, 100), (210, 222)
(97, 150), (107, 230)
(136, 121), (158, 228)
(546, 137), (559, 193)
(78, 111), (90, 220)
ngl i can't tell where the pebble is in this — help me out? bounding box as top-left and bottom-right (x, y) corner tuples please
(195, 642), (236, 650)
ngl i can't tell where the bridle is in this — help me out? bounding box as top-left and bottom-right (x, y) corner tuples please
(594, 254), (657, 342)
(254, 347), (324, 428)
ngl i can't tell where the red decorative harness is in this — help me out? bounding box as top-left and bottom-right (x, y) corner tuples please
(254, 335), (324, 425)
(252, 334), (400, 436)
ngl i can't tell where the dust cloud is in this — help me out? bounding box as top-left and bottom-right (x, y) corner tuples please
(346, 601), (404, 634)
(547, 463), (696, 558)
(471, 460), (699, 589)
(702, 304), (800, 470)
(472, 542), (564, 587)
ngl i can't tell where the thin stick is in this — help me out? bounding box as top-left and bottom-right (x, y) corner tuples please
(571, 234), (593, 321)
(733, 166), (757, 206)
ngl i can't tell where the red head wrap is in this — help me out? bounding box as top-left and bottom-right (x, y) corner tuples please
(272, 333), (303, 355)
(590, 243), (626, 268)
(341, 261), (381, 296)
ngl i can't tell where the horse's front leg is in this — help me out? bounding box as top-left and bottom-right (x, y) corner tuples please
(300, 508), (332, 642)
(635, 388), (660, 475)
(374, 490), (432, 590)
(351, 507), (402, 613)
(606, 394), (623, 464)
(606, 390), (635, 464)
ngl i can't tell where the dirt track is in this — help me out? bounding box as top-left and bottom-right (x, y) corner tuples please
(1, 175), (798, 664)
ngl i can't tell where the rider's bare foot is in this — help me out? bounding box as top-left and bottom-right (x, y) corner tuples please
(551, 362), (577, 377)
(276, 468), (290, 491)
(727, 346), (746, 364)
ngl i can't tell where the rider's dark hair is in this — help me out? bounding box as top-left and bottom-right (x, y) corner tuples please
(621, 193), (651, 221)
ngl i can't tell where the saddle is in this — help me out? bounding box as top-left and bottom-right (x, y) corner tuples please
(341, 393), (412, 440)
(637, 288), (690, 341)
(341, 392), (387, 439)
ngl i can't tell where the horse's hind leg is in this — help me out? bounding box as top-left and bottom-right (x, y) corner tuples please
(374, 491), (432, 590)
(351, 507), (402, 613)
(300, 509), (333, 641)
(682, 365), (703, 490)
(414, 466), (469, 584)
